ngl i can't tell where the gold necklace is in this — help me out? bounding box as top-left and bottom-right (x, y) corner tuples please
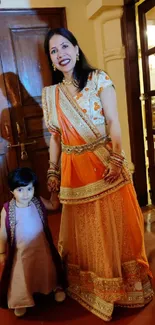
(62, 78), (79, 88)
(62, 78), (73, 86)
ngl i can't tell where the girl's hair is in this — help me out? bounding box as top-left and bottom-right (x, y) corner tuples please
(8, 167), (38, 191)
(44, 27), (96, 91)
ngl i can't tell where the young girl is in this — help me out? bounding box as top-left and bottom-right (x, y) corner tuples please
(0, 167), (66, 317)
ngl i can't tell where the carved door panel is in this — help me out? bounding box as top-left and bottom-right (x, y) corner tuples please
(0, 8), (66, 209)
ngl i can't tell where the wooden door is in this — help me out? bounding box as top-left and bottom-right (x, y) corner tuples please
(0, 8), (66, 210)
(138, 0), (155, 203)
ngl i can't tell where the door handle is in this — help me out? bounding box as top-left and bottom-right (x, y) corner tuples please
(16, 122), (22, 136)
(21, 143), (28, 161)
(4, 123), (10, 139)
(7, 140), (37, 148)
(7, 140), (37, 160)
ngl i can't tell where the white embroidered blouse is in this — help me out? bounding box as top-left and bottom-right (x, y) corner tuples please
(42, 70), (114, 136)
(74, 70), (113, 126)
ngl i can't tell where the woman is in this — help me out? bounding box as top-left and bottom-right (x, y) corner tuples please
(42, 28), (154, 321)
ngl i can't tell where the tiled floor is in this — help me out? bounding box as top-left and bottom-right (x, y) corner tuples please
(0, 209), (155, 325)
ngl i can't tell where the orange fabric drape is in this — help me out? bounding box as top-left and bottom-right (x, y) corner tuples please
(56, 87), (107, 188)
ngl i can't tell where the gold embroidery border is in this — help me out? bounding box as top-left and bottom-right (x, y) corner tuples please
(61, 135), (110, 154)
(67, 289), (113, 321)
(47, 86), (60, 131)
(42, 86), (61, 134)
(94, 145), (111, 167)
(9, 199), (16, 245)
(58, 84), (115, 168)
(42, 87), (49, 128)
(65, 261), (153, 318)
(60, 167), (131, 204)
(59, 84), (102, 140)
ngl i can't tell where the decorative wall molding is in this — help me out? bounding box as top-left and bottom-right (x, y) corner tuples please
(88, 7), (123, 25)
(103, 46), (126, 62)
(87, 0), (123, 19)
(93, 8), (124, 68)
(99, 7), (123, 23)
(87, 1), (133, 172)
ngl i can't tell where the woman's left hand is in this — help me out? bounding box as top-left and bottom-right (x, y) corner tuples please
(103, 163), (122, 183)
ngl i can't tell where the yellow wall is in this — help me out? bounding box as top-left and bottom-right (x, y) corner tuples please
(86, 1), (133, 169)
(0, 0), (134, 168)
(0, 0), (98, 67)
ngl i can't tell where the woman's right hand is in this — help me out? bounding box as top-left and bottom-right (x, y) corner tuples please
(104, 162), (121, 183)
(47, 175), (60, 192)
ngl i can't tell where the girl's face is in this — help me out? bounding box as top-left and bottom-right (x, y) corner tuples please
(49, 34), (78, 76)
(12, 182), (34, 208)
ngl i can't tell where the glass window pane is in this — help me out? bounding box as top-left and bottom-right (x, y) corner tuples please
(149, 55), (155, 91)
(146, 8), (155, 49)
(152, 96), (155, 129)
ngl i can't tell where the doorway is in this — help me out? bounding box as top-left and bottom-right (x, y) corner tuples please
(0, 8), (67, 210)
(123, 0), (155, 206)
(136, 0), (155, 204)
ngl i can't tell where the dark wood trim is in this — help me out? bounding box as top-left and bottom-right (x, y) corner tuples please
(122, 1), (148, 206)
(148, 90), (155, 96)
(138, 0), (155, 12)
(147, 47), (155, 56)
(138, 0), (153, 156)
(0, 8), (67, 29)
(124, 0), (140, 5)
(138, 3), (151, 92)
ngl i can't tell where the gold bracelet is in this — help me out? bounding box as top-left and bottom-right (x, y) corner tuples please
(49, 161), (60, 171)
(112, 152), (124, 161)
(47, 171), (61, 180)
(47, 170), (60, 177)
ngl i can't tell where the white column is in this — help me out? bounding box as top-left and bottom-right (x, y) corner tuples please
(87, 0), (134, 173)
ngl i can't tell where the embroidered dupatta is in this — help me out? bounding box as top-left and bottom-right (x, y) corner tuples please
(42, 84), (131, 205)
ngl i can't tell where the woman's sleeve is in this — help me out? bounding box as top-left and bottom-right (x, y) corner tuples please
(96, 70), (114, 95)
(42, 87), (61, 136)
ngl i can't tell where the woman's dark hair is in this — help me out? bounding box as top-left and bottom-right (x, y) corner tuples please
(8, 167), (38, 191)
(44, 28), (96, 91)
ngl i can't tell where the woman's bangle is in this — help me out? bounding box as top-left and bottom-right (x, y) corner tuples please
(49, 161), (60, 171)
(0, 252), (6, 255)
(47, 170), (60, 179)
(111, 152), (124, 160)
(110, 152), (124, 168)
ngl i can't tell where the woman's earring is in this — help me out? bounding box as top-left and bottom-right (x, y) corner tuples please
(76, 54), (79, 61)
(52, 63), (56, 71)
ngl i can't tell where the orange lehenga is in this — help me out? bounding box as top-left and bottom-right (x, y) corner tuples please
(42, 75), (154, 321)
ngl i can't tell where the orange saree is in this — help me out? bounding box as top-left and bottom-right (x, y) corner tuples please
(42, 80), (154, 321)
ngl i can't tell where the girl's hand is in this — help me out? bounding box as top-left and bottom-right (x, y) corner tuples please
(40, 192), (60, 211)
(104, 162), (121, 183)
(47, 176), (60, 192)
(40, 196), (54, 210)
(0, 253), (6, 266)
